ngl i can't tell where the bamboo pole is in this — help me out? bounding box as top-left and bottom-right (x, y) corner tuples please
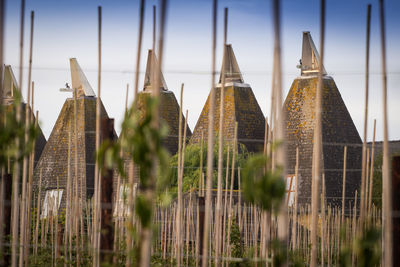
(73, 86), (80, 266)
(199, 131), (204, 195)
(379, 0), (392, 265)
(34, 169), (42, 255)
(176, 83), (184, 266)
(25, 83), (36, 264)
(202, 0), (217, 266)
(360, 3), (371, 227)
(292, 147), (299, 249)
(125, 84), (129, 113)
(0, 0), (4, 104)
(222, 146), (230, 258)
(140, 0), (167, 265)
(64, 123), (72, 262)
(368, 119), (376, 214)
(133, 0), (145, 101)
(341, 146), (347, 223)
(11, 0), (25, 265)
(310, 0), (325, 266)
(23, 12), (35, 263)
(215, 7), (228, 263)
(125, 1), (145, 265)
(92, 6), (102, 266)
(19, 11), (33, 265)
(226, 123), (237, 259)
(321, 173), (326, 266)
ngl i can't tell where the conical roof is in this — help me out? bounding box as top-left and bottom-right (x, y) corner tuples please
(69, 58), (96, 97)
(299, 31), (327, 76)
(2, 65), (46, 166)
(191, 44), (265, 152)
(33, 60), (115, 208)
(2, 65), (19, 105)
(137, 50), (191, 155)
(143, 49), (168, 91)
(284, 32), (361, 206)
(218, 44), (244, 84)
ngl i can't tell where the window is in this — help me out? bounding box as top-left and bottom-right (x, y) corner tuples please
(114, 183), (137, 218)
(41, 189), (63, 219)
(285, 175), (296, 207)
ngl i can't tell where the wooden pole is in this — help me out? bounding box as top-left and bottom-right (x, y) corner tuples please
(222, 146), (230, 258)
(199, 131), (204, 196)
(25, 83), (36, 264)
(292, 147), (299, 249)
(23, 13), (35, 265)
(0, 3), (4, 260)
(310, 0), (325, 266)
(92, 6), (102, 266)
(360, 3), (371, 227)
(73, 86), (80, 265)
(202, 0), (217, 266)
(11, 0), (25, 265)
(379, 0), (392, 265)
(140, 0), (167, 265)
(133, 0), (145, 101)
(19, 11), (33, 265)
(272, 0), (288, 247)
(0, 0), (4, 103)
(226, 123), (237, 259)
(125, 84), (129, 113)
(368, 119), (376, 213)
(152, 5), (156, 56)
(126, 1), (145, 265)
(341, 145), (347, 223)
(215, 7), (228, 263)
(176, 83), (184, 266)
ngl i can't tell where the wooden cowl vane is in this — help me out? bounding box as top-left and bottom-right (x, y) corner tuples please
(190, 44), (266, 153)
(33, 58), (116, 212)
(137, 49), (192, 155)
(2, 65), (47, 167)
(284, 32), (361, 207)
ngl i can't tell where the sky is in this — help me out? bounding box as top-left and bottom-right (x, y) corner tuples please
(3, 0), (400, 142)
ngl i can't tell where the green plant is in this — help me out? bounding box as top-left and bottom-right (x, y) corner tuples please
(241, 154), (285, 213)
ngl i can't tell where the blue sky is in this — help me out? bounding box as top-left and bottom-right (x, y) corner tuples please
(3, 0), (400, 142)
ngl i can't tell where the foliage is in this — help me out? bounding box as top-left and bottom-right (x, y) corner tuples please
(168, 140), (249, 195)
(97, 94), (171, 264)
(339, 225), (381, 267)
(229, 218), (243, 259)
(371, 152), (400, 209)
(241, 153), (285, 212)
(0, 91), (39, 169)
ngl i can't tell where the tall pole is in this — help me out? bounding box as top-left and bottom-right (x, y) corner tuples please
(126, 2), (145, 265)
(272, 0), (287, 244)
(19, 10), (33, 267)
(133, 0), (145, 102)
(176, 83), (184, 266)
(139, 0), (167, 266)
(360, 4), (371, 227)
(0, 0), (4, 103)
(11, 0), (25, 266)
(311, 0), (325, 266)
(215, 7), (228, 264)
(202, 0), (217, 266)
(379, 0), (392, 266)
(93, 5), (102, 267)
